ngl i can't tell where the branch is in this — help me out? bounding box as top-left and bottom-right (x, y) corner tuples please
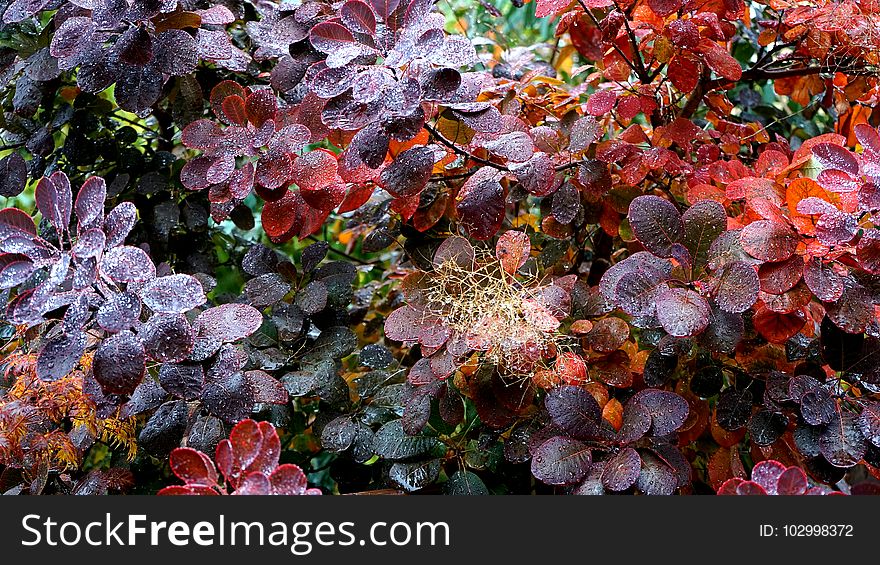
(612, 0), (650, 83)
(305, 235), (376, 266)
(578, 2), (646, 83)
(424, 123), (510, 172)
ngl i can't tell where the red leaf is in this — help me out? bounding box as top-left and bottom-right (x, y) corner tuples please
(291, 149), (338, 191)
(269, 464), (312, 495)
(221, 95), (248, 126)
(740, 220), (798, 262)
(495, 230), (530, 274)
(245, 89), (278, 128)
(247, 421), (281, 475)
(647, 0), (682, 17)
(554, 352), (588, 385)
(169, 447), (218, 486)
(752, 307), (806, 343)
(585, 91), (617, 116)
(698, 39), (742, 81)
(668, 54), (700, 92)
(228, 419), (263, 470)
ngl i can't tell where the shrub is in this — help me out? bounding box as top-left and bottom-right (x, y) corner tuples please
(1, 0), (880, 496)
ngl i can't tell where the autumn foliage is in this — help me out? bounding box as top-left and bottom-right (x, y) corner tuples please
(2, 0), (880, 495)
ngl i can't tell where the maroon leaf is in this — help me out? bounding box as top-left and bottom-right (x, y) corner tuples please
(0, 207), (37, 241)
(310, 21), (358, 53)
(819, 411), (865, 468)
(141, 313), (195, 363)
(153, 30), (198, 76)
(758, 255), (804, 294)
(369, 0), (401, 20)
(245, 89), (278, 128)
(802, 257), (844, 302)
(384, 305), (425, 342)
(246, 370), (288, 404)
(269, 464), (312, 495)
(511, 152), (559, 196)
(169, 448), (218, 487)
(380, 146), (434, 197)
(859, 401), (880, 447)
(96, 291), (142, 333)
(455, 168), (505, 240)
(75, 176), (107, 232)
(740, 220), (797, 262)
(35, 173), (72, 233)
(776, 467), (808, 495)
(341, 1), (377, 34)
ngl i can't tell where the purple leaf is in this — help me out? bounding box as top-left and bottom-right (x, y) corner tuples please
(74, 176), (107, 232)
(601, 447), (641, 491)
(195, 303), (264, 343)
(141, 313), (195, 363)
(36, 331), (87, 382)
(0, 153), (27, 198)
(141, 274), (206, 314)
(545, 385), (602, 439)
(96, 291), (142, 333)
(627, 195), (684, 258)
(655, 287), (710, 337)
(455, 167), (505, 240)
(93, 330), (146, 395)
(101, 245), (156, 282)
(713, 261), (759, 313)
(530, 436), (592, 485)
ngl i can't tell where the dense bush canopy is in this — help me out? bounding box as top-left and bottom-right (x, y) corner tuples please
(2, 0), (880, 495)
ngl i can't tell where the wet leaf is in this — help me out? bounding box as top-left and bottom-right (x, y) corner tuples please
(601, 447), (641, 491)
(195, 304), (264, 342)
(93, 330), (146, 395)
(36, 331), (87, 382)
(141, 313), (195, 363)
(655, 288), (710, 337)
(627, 195), (684, 258)
(531, 436), (592, 485)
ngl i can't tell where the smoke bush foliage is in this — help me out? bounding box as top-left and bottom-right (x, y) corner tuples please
(2, 0), (880, 495)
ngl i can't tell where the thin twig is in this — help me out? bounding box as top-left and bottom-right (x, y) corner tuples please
(424, 123), (510, 172)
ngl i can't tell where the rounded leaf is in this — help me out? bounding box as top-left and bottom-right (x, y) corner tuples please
(530, 436), (592, 486)
(628, 195), (684, 258)
(93, 330), (146, 395)
(142, 274), (207, 314)
(655, 288), (710, 337)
